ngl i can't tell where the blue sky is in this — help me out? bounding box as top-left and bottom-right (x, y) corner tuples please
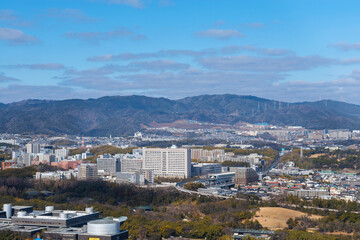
(1, 0), (360, 104)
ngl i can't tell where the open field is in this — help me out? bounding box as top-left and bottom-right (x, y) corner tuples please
(309, 153), (327, 158)
(253, 207), (322, 230)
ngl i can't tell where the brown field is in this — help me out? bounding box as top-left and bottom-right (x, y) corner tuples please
(309, 153), (327, 158)
(253, 207), (322, 230)
(325, 231), (354, 236)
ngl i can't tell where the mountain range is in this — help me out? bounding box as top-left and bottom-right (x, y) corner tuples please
(1, 94), (360, 136)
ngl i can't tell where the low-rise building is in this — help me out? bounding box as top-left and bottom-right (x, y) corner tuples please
(116, 172), (145, 185)
(1, 160), (16, 170)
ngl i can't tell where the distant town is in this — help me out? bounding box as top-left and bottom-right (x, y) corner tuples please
(1, 121), (360, 239)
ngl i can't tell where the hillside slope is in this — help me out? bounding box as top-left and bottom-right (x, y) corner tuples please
(1, 94), (360, 135)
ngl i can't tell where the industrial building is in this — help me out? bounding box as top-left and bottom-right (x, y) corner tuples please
(0, 204), (128, 240)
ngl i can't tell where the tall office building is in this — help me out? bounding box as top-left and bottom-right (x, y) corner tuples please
(23, 153), (34, 167)
(97, 155), (121, 174)
(233, 167), (259, 187)
(38, 154), (56, 164)
(121, 157), (143, 173)
(78, 164), (98, 181)
(26, 143), (40, 154)
(142, 146), (191, 178)
(55, 148), (70, 161)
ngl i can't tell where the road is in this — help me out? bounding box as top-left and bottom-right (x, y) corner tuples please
(175, 185), (231, 199)
(262, 155), (281, 174)
(278, 203), (360, 214)
(176, 186), (360, 214)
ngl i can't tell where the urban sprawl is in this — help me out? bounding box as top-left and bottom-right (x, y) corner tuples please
(1, 121), (360, 239)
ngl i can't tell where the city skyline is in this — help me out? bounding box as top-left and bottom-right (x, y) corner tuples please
(2, 0), (360, 104)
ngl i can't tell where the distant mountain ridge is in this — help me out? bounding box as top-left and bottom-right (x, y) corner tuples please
(1, 94), (360, 136)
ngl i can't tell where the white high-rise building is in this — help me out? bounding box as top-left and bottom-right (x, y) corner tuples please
(26, 143), (40, 154)
(55, 148), (70, 161)
(120, 154), (143, 173)
(11, 151), (21, 160)
(142, 146), (191, 178)
(23, 153), (34, 166)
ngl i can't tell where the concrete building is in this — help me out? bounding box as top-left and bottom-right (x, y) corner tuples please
(120, 157), (143, 173)
(140, 169), (154, 184)
(78, 164), (98, 181)
(1, 160), (16, 170)
(81, 149), (92, 160)
(0, 139), (20, 145)
(38, 154), (56, 164)
(45, 218), (128, 240)
(232, 167), (259, 187)
(308, 131), (323, 140)
(35, 170), (77, 181)
(208, 172), (236, 187)
(23, 153), (34, 167)
(291, 189), (330, 198)
(11, 151), (21, 160)
(326, 129), (352, 140)
(192, 163), (222, 176)
(116, 172), (145, 185)
(97, 155), (121, 174)
(55, 148), (70, 161)
(51, 160), (81, 170)
(233, 229), (274, 239)
(26, 143), (40, 154)
(142, 146), (191, 178)
(191, 149), (225, 160)
(0, 204), (128, 240)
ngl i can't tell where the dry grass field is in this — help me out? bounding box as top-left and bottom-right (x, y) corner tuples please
(309, 153), (327, 158)
(253, 207), (322, 230)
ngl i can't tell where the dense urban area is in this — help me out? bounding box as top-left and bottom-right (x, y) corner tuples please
(1, 121), (360, 239)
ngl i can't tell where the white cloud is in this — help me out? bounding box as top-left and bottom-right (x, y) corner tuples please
(0, 9), (32, 27)
(0, 72), (20, 83)
(44, 8), (98, 23)
(330, 42), (360, 51)
(2, 63), (65, 70)
(95, 0), (145, 8)
(198, 55), (336, 72)
(196, 29), (243, 39)
(0, 84), (109, 103)
(64, 28), (146, 44)
(0, 27), (39, 45)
